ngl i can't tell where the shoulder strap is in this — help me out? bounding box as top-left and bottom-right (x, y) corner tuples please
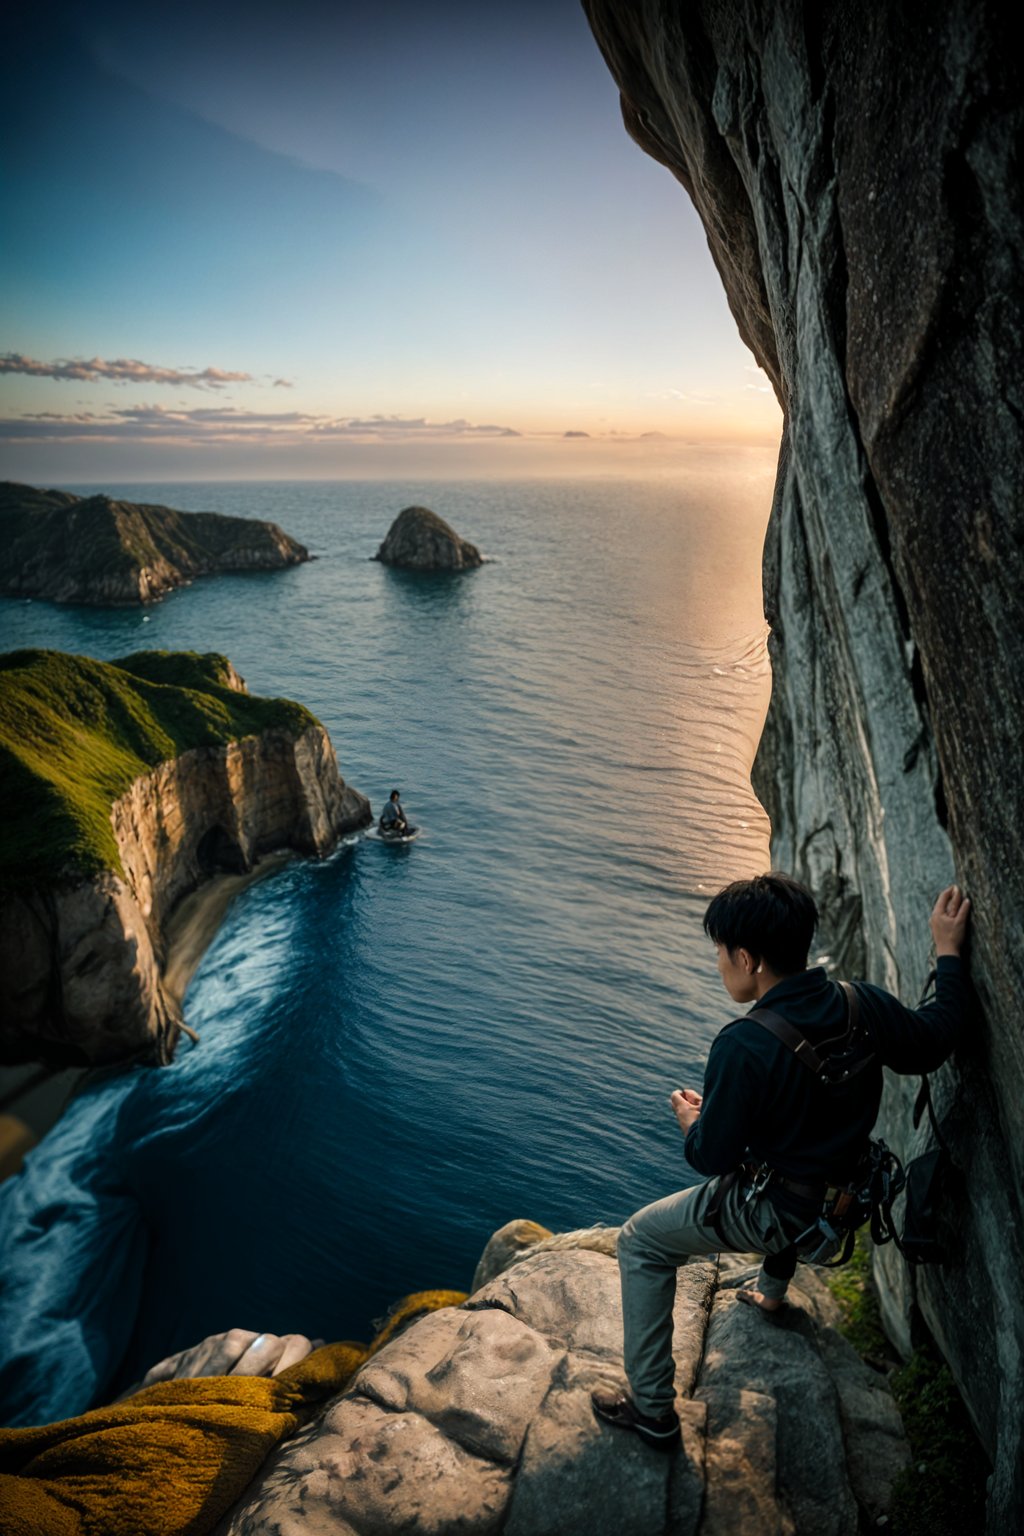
(839, 979), (859, 1033)
(909, 967), (955, 1158)
(913, 1073), (953, 1156)
(747, 981), (873, 1084)
(745, 1006), (829, 1075)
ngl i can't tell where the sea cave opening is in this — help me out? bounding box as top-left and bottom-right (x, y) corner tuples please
(195, 824), (247, 876)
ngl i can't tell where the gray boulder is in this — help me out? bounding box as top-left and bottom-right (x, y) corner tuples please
(218, 1226), (908, 1535)
(375, 506), (483, 570)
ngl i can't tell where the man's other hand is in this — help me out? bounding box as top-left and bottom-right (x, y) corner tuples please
(670, 1087), (702, 1134)
(138, 1329), (319, 1390)
(930, 884), (971, 957)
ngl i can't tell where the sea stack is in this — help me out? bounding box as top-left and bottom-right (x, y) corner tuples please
(375, 506), (483, 570)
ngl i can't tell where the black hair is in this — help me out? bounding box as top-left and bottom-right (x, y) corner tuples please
(703, 872), (817, 976)
(390, 789), (401, 799)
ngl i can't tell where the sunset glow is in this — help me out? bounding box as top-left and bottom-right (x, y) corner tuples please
(1, 0), (782, 482)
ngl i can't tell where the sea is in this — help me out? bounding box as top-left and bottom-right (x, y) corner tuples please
(0, 466), (775, 1417)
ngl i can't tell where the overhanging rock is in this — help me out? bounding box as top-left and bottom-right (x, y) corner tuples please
(582, 2), (1023, 1521)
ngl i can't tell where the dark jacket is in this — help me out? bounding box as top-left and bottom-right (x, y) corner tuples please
(683, 956), (972, 1213)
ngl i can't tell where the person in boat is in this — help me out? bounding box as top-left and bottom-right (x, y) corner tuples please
(379, 789), (408, 836)
(592, 871), (974, 1453)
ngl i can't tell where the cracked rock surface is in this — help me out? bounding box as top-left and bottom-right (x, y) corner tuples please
(218, 1234), (907, 1534)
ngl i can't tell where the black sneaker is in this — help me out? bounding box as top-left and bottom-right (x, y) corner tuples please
(590, 1386), (681, 1452)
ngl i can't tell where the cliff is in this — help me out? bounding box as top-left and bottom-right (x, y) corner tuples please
(0, 481), (309, 605)
(217, 1222), (908, 1535)
(0, 650), (370, 1065)
(582, 0), (1022, 1523)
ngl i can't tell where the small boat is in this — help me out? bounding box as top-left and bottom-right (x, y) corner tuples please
(378, 823), (420, 844)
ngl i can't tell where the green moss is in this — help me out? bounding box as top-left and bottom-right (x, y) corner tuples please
(821, 1229), (892, 1363)
(888, 1348), (989, 1535)
(368, 1290), (469, 1355)
(823, 1234), (989, 1533)
(0, 648), (317, 889)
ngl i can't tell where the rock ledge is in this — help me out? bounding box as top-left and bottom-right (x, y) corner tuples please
(220, 1223), (908, 1535)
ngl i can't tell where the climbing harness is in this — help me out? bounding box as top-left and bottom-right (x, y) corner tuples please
(747, 980), (875, 1086)
(744, 979), (907, 1267)
(710, 972), (958, 1268)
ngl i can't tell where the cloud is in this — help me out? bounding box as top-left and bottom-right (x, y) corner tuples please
(563, 430), (589, 438)
(271, 378), (293, 388)
(0, 404), (523, 444)
(0, 353), (253, 390)
(647, 387), (716, 405)
(310, 414), (521, 439)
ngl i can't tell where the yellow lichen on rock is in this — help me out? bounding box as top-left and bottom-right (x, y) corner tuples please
(368, 1289), (470, 1355)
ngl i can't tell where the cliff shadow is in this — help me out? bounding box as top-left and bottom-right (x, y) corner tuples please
(196, 824), (248, 876)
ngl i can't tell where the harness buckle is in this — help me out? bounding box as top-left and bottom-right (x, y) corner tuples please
(742, 1161), (774, 1204)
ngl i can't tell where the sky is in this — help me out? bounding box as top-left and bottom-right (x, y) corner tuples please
(0, 0), (782, 481)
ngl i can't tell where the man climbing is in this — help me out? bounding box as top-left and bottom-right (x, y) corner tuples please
(379, 789), (408, 836)
(592, 871), (974, 1451)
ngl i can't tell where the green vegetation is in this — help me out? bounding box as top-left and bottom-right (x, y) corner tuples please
(821, 1228), (892, 1363)
(0, 649), (317, 889)
(823, 1234), (989, 1534)
(888, 1348), (989, 1535)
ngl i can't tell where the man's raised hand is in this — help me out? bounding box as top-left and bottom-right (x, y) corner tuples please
(930, 884), (971, 957)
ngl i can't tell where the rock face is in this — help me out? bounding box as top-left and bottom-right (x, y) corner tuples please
(583, 1), (1022, 1521)
(0, 656), (370, 1066)
(375, 505), (483, 570)
(0, 481), (309, 605)
(218, 1225), (908, 1535)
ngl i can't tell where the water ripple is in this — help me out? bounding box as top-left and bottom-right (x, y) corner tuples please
(0, 471), (775, 1394)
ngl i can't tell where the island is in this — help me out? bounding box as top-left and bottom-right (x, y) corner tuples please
(0, 481), (310, 605)
(375, 505), (484, 570)
(0, 649), (371, 1067)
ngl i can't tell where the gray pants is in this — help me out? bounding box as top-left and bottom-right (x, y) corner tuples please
(618, 1174), (809, 1417)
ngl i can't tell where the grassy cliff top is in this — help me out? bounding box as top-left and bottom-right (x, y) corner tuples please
(0, 649), (318, 889)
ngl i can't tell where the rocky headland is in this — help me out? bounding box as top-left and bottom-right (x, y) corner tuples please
(375, 505), (484, 570)
(0, 649), (370, 1067)
(0, 481), (309, 605)
(217, 1221), (908, 1535)
(583, 0), (1022, 1522)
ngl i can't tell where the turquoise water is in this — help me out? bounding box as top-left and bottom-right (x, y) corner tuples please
(0, 471), (773, 1418)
